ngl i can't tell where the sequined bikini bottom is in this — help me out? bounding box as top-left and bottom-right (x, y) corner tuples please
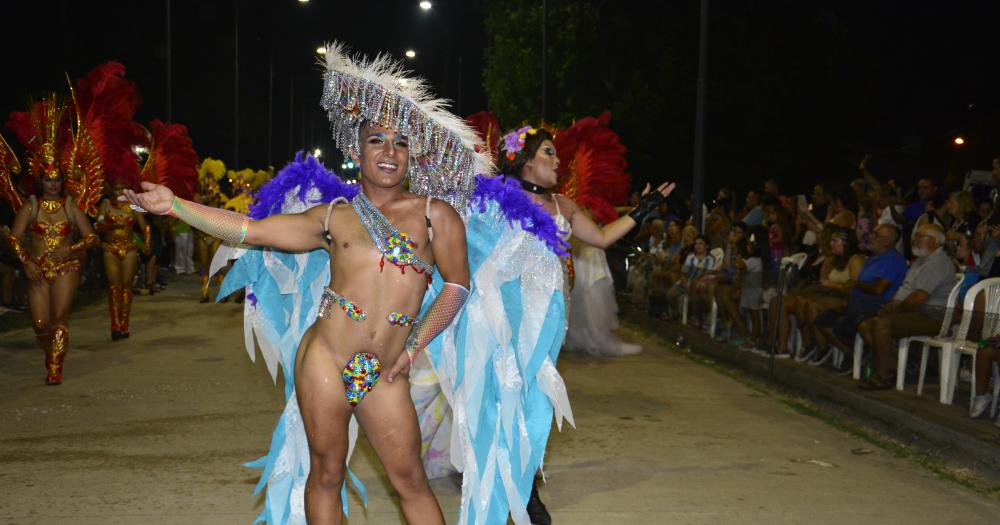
(342, 352), (381, 406)
(318, 287), (416, 327)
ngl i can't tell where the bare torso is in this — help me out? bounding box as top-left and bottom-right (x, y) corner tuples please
(296, 194), (435, 372)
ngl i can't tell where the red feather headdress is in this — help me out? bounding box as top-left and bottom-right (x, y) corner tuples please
(555, 112), (631, 225)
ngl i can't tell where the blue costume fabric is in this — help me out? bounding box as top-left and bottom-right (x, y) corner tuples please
(415, 175), (575, 525)
(213, 153), (365, 524)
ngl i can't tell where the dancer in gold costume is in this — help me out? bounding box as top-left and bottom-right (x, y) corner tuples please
(96, 181), (150, 340)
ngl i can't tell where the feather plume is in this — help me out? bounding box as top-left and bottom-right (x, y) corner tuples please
(139, 119), (198, 200)
(555, 112), (630, 225)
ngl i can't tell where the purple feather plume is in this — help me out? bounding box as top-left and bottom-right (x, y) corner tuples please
(248, 152), (359, 220)
(470, 175), (570, 256)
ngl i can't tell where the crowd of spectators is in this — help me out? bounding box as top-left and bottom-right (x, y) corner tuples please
(627, 155), (1000, 425)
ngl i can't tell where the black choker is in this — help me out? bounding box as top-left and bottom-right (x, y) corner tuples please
(519, 179), (549, 194)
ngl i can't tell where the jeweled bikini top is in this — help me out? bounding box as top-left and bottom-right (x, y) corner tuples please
(351, 191), (434, 276)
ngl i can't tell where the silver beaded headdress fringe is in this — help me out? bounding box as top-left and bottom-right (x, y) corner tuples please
(320, 42), (493, 212)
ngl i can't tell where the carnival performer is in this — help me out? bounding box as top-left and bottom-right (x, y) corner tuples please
(1, 95), (105, 385)
(413, 120), (672, 524)
(195, 158), (226, 302)
(554, 113), (642, 357)
(122, 42), (488, 524)
(96, 181), (150, 340)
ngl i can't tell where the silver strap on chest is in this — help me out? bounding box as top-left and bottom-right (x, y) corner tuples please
(351, 191), (434, 273)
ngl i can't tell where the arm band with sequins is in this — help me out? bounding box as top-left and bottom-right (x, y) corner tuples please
(168, 197), (250, 244)
(70, 233), (99, 254)
(405, 282), (470, 361)
(6, 234), (30, 264)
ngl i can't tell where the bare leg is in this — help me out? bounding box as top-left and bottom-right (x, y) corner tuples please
(50, 270), (80, 328)
(27, 280), (52, 354)
(294, 332), (355, 525)
(355, 374), (445, 525)
(777, 295), (798, 352)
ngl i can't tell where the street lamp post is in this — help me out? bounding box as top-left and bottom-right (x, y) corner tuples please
(233, 0), (240, 169)
(692, 0), (709, 231)
(165, 0), (172, 122)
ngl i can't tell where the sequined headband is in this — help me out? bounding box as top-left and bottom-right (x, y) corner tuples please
(502, 126), (538, 161)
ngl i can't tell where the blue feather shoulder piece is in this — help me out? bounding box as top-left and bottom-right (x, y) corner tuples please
(469, 174), (570, 256)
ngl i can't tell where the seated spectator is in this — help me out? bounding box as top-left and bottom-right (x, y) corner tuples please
(971, 340), (1000, 422)
(858, 224), (960, 390)
(973, 220), (1000, 278)
(646, 224), (695, 317)
(798, 227), (866, 364)
(665, 235), (716, 323)
(813, 224), (908, 370)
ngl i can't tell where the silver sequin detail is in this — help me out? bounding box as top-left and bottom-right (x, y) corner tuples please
(351, 191), (434, 274)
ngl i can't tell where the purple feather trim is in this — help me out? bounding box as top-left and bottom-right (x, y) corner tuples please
(248, 152), (359, 220)
(470, 175), (570, 256)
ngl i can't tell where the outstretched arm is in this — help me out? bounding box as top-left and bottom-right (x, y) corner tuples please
(569, 182), (675, 249)
(386, 200), (471, 382)
(119, 182), (327, 252)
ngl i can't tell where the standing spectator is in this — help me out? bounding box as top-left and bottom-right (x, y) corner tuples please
(945, 191), (978, 243)
(764, 179), (781, 199)
(974, 200), (993, 227)
(741, 191), (764, 226)
(740, 225), (774, 351)
(763, 195), (794, 260)
(856, 193), (874, 252)
(172, 214), (195, 274)
(711, 222), (749, 339)
(858, 224), (959, 390)
(902, 178), (938, 223)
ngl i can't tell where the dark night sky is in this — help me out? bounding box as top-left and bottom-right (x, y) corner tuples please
(2, 1), (999, 194)
(2, 0), (487, 171)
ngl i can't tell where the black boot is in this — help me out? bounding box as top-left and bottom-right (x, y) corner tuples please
(527, 479), (551, 525)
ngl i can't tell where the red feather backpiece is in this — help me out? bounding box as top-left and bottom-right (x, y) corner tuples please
(465, 111), (501, 165)
(67, 62), (142, 215)
(555, 112), (630, 225)
(140, 119), (198, 201)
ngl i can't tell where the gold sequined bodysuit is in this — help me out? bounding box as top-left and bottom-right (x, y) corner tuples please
(99, 203), (138, 259)
(30, 199), (79, 284)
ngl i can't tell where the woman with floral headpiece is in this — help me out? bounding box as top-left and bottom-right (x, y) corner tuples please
(415, 121), (673, 525)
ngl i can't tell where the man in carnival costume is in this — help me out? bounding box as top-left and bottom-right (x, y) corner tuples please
(121, 42), (488, 524)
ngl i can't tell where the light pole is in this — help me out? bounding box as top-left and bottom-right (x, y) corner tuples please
(692, 0), (709, 231)
(233, 0), (240, 169)
(165, 0), (172, 122)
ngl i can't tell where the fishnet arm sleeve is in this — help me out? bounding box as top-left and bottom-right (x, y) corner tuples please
(169, 197), (251, 244)
(405, 282), (470, 361)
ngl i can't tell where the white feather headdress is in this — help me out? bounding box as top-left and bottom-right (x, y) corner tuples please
(320, 42), (493, 212)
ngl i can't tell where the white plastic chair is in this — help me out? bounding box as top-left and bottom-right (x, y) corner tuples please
(939, 277), (1000, 406)
(894, 274), (964, 400)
